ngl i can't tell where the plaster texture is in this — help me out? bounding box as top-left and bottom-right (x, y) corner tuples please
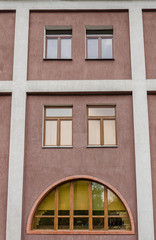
(143, 11), (156, 79)
(0, 11), (15, 80)
(0, 95), (11, 240)
(148, 94), (156, 240)
(22, 94), (137, 240)
(28, 11), (131, 80)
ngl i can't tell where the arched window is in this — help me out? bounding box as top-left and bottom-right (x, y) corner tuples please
(27, 176), (134, 234)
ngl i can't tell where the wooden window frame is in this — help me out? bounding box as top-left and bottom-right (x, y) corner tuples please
(44, 106), (73, 147)
(45, 35), (72, 59)
(87, 105), (117, 146)
(86, 35), (113, 59)
(27, 177), (135, 235)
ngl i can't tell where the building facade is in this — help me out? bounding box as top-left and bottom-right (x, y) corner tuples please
(0, 1), (156, 240)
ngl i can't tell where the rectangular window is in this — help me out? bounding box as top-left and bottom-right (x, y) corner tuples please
(86, 28), (113, 59)
(44, 106), (73, 147)
(87, 106), (116, 146)
(45, 29), (72, 59)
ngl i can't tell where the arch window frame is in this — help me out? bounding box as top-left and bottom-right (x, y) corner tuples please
(27, 176), (135, 235)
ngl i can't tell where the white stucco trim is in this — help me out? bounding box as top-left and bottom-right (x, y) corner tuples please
(129, 8), (154, 240)
(6, 8), (29, 240)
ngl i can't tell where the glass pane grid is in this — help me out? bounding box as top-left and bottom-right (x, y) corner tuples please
(33, 181), (131, 232)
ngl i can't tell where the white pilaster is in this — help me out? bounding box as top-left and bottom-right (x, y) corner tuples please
(129, 7), (155, 240)
(6, 8), (29, 240)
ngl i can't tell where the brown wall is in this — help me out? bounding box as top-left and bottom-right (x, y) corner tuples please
(143, 11), (156, 79)
(22, 94), (137, 240)
(148, 95), (156, 238)
(28, 11), (131, 80)
(0, 11), (15, 80)
(0, 95), (11, 240)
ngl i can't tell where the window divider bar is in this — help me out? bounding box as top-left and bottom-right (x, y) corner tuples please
(57, 119), (60, 146)
(70, 182), (74, 230)
(104, 187), (108, 231)
(54, 188), (58, 230)
(101, 118), (104, 145)
(89, 181), (92, 230)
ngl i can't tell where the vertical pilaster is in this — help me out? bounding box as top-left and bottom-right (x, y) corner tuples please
(6, 8), (29, 240)
(129, 7), (154, 240)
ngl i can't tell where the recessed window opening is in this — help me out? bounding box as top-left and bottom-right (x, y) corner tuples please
(31, 180), (132, 232)
(45, 28), (72, 59)
(86, 28), (113, 59)
(87, 105), (117, 146)
(44, 106), (73, 147)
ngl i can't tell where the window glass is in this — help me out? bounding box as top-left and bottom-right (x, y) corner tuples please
(88, 38), (98, 58)
(102, 38), (113, 59)
(93, 218), (104, 230)
(74, 180), (89, 215)
(104, 120), (116, 145)
(46, 108), (72, 117)
(88, 120), (100, 145)
(92, 182), (104, 216)
(88, 107), (115, 117)
(45, 120), (57, 146)
(60, 120), (72, 146)
(61, 38), (72, 59)
(47, 38), (57, 58)
(35, 191), (55, 216)
(33, 217), (54, 230)
(32, 180), (131, 232)
(108, 189), (127, 216)
(58, 182), (70, 216)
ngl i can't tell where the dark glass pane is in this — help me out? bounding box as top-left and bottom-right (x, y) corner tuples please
(108, 217), (130, 230)
(108, 189), (127, 216)
(92, 182), (104, 216)
(58, 210), (70, 216)
(58, 218), (70, 230)
(35, 190), (55, 216)
(86, 29), (113, 35)
(46, 29), (72, 35)
(74, 218), (89, 230)
(74, 181), (89, 216)
(33, 217), (54, 229)
(93, 218), (104, 230)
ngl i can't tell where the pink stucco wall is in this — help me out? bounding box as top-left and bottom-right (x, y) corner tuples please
(0, 11), (15, 80)
(28, 11), (131, 80)
(148, 94), (156, 239)
(143, 11), (156, 79)
(22, 94), (137, 240)
(0, 95), (11, 240)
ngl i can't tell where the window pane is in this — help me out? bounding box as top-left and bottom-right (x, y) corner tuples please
(33, 217), (54, 229)
(92, 182), (104, 216)
(58, 218), (70, 229)
(102, 38), (113, 59)
(88, 38), (98, 58)
(35, 190), (55, 216)
(61, 38), (72, 59)
(88, 107), (115, 117)
(74, 218), (89, 230)
(108, 217), (130, 230)
(47, 38), (57, 58)
(46, 108), (72, 117)
(108, 189), (127, 216)
(74, 181), (89, 215)
(60, 120), (72, 146)
(93, 218), (104, 230)
(88, 120), (100, 145)
(58, 182), (70, 216)
(45, 120), (57, 146)
(104, 120), (116, 145)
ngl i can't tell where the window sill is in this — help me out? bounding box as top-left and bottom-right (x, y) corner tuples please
(87, 145), (118, 148)
(85, 58), (115, 61)
(43, 58), (72, 61)
(42, 146), (73, 149)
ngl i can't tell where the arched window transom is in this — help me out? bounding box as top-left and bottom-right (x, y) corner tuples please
(29, 179), (134, 234)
